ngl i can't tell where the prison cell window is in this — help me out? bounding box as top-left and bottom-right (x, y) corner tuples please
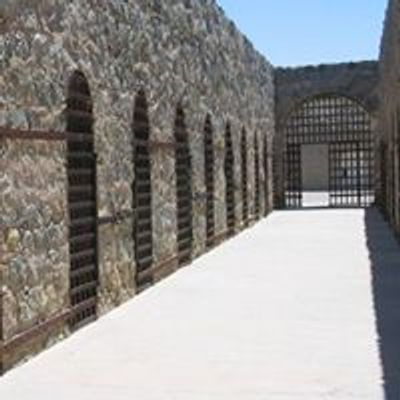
(132, 90), (153, 290)
(204, 115), (215, 247)
(241, 129), (248, 226)
(66, 71), (98, 330)
(225, 123), (235, 235)
(263, 134), (269, 216)
(174, 106), (193, 266)
(254, 133), (260, 217)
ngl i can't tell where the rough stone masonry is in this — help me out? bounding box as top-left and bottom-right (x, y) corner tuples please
(0, 0), (275, 372)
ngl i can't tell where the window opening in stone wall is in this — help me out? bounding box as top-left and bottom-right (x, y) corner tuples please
(264, 134), (269, 216)
(225, 123), (235, 235)
(204, 115), (215, 247)
(66, 71), (98, 329)
(174, 106), (193, 266)
(284, 95), (375, 209)
(254, 133), (260, 217)
(132, 91), (153, 291)
(241, 129), (248, 225)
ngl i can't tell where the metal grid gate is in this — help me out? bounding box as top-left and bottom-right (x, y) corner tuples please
(284, 95), (374, 209)
(204, 116), (215, 247)
(67, 71), (98, 329)
(254, 134), (260, 216)
(241, 129), (248, 225)
(225, 124), (235, 235)
(329, 141), (374, 207)
(174, 107), (193, 266)
(133, 91), (153, 289)
(285, 144), (302, 208)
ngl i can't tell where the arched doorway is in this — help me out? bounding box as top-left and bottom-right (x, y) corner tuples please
(284, 94), (375, 208)
(204, 115), (215, 247)
(174, 106), (193, 266)
(66, 71), (98, 329)
(132, 90), (153, 290)
(225, 123), (235, 235)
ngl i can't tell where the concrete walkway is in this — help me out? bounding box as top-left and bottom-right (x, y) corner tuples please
(1, 208), (400, 399)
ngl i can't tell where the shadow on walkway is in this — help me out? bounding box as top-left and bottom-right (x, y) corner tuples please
(365, 208), (400, 400)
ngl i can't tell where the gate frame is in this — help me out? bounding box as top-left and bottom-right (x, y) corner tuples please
(283, 93), (375, 209)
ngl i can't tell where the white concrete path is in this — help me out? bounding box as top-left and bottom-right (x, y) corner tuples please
(1, 208), (400, 399)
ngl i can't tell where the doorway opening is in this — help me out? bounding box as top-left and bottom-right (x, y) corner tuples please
(301, 144), (329, 207)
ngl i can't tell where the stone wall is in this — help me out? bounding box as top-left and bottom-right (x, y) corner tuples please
(378, 0), (400, 233)
(0, 0), (275, 371)
(274, 61), (379, 207)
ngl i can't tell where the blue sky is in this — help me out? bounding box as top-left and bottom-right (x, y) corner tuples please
(216, 0), (387, 67)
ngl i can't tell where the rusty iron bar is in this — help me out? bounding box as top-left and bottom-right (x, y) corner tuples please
(98, 210), (134, 226)
(148, 140), (176, 151)
(0, 127), (102, 143)
(0, 127), (66, 141)
(0, 309), (71, 360)
(136, 254), (179, 286)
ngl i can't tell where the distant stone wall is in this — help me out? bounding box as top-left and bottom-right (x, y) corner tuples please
(274, 61), (379, 207)
(0, 0), (274, 371)
(378, 0), (400, 232)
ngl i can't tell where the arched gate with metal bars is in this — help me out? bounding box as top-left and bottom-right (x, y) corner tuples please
(174, 107), (193, 266)
(132, 91), (153, 290)
(264, 134), (269, 215)
(66, 71), (99, 329)
(225, 124), (235, 235)
(204, 116), (215, 247)
(254, 134), (260, 216)
(284, 94), (375, 209)
(241, 129), (248, 225)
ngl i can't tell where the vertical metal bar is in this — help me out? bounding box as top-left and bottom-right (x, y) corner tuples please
(356, 142), (361, 207)
(0, 264), (3, 375)
(93, 153), (99, 318)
